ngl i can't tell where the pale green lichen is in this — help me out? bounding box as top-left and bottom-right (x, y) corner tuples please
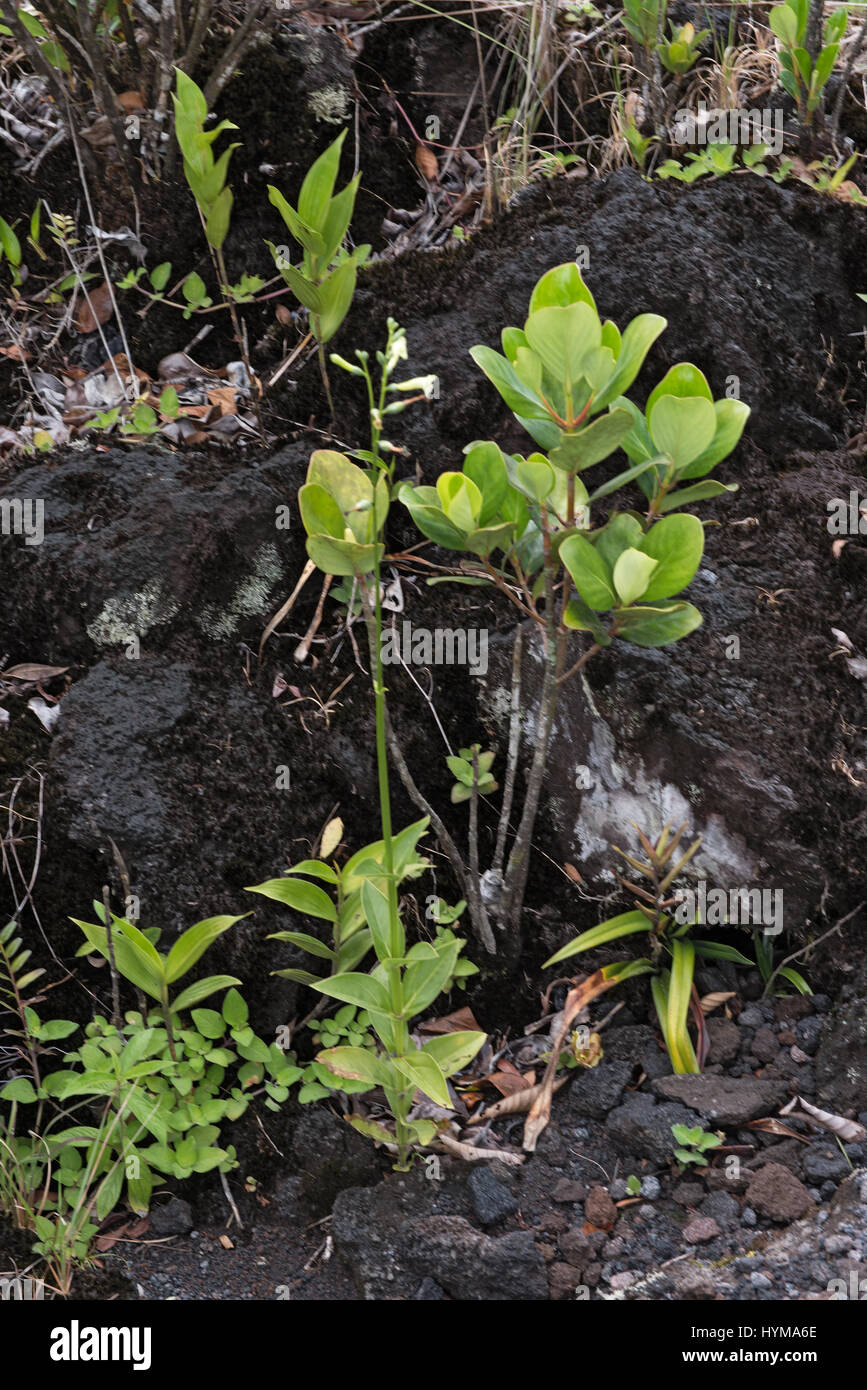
(87, 580), (179, 647)
(197, 545), (282, 639)
(308, 84), (350, 124)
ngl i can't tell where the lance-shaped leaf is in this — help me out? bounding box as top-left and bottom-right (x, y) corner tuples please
(391, 1050), (452, 1108)
(421, 1030), (486, 1076)
(165, 915), (248, 984)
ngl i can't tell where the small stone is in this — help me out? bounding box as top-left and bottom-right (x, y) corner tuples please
(536, 1210), (567, 1233)
(468, 1166), (518, 1226)
(803, 1141), (851, 1183)
(790, 1045), (810, 1064)
(700, 1190), (740, 1227)
(707, 1018), (741, 1064)
(149, 1197), (194, 1236)
(585, 1185), (618, 1229)
(742, 1207), (757, 1227)
(774, 996), (815, 1022)
(549, 1262), (584, 1300)
(683, 1216), (720, 1244)
(671, 1265), (717, 1299)
(746, 1163), (812, 1223)
(413, 1277), (445, 1300)
(673, 1181), (705, 1207)
(751, 1027), (781, 1062)
(640, 1176), (661, 1200)
(551, 1178), (587, 1204)
(608, 1269), (640, 1291)
(750, 1271), (773, 1290)
(560, 1228), (593, 1268)
(584, 1262), (602, 1287)
(738, 1006), (766, 1029)
(609, 1178), (629, 1201)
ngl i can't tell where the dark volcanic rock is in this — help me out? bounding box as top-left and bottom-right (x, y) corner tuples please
(651, 1075), (790, 1127)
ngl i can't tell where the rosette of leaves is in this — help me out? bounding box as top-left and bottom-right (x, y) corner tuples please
(267, 129), (370, 378)
(298, 449), (389, 577)
(613, 362), (748, 516)
(247, 817), (430, 987)
(448, 746), (498, 803)
(671, 1123), (723, 1168)
(769, 0), (848, 126)
(559, 511), (707, 648)
(657, 21), (709, 74)
(468, 262), (667, 473)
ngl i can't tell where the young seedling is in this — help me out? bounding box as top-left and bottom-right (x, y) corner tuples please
(671, 1123), (723, 1168)
(268, 130), (370, 422)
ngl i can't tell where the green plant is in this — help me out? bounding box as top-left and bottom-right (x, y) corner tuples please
(171, 70), (262, 430)
(657, 20), (710, 74)
(268, 130), (371, 418)
(769, 0), (848, 129)
(70, 905), (248, 1054)
(248, 817), (431, 989)
(297, 325), (486, 1169)
(448, 746), (498, 804)
(0, 921), (141, 1292)
(626, 1173), (642, 1195)
(753, 930), (812, 998)
(656, 142), (739, 181)
(671, 1122), (722, 1168)
(542, 824), (758, 1074)
(396, 263), (748, 948)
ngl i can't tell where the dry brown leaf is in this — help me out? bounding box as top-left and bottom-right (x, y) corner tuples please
(1, 663), (69, 684)
(75, 281), (114, 334)
(419, 1005), (482, 1036)
(0, 344), (29, 362)
(437, 1132), (524, 1164)
(415, 144), (439, 182)
(116, 90), (145, 112)
(523, 970), (621, 1151)
(473, 1074), (568, 1122)
(745, 1116), (810, 1142)
(207, 385), (238, 415)
(275, 304), (293, 326)
(700, 990), (736, 1015)
(218, 1234), (234, 1250)
(564, 862), (583, 884)
(482, 1070), (535, 1099)
(780, 1095), (867, 1143)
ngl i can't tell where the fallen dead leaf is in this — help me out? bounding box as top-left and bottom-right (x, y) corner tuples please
(415, 144), (439, 182)
(780, 1095), (867, 1143)
(218, 1234), (234, 1250)
(75, 280), (114, 334)
(700, 991), (736, 1015)
(116, 90), (145, 112)
(1, 663), (69, 686)
(418, 1005), (482, 1035)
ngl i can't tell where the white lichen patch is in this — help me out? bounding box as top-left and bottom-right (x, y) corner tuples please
(197, 544), (282, 639)
(87, 580), (179, 647)
(308, 84), (350, 124)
